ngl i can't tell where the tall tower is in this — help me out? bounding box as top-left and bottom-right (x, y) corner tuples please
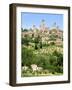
(33, 25), (36, 30)
(52, 22), (57, 30)
(57, 26), (59, 30)
(40, 19), (46, 32)
(33, 25), (36, 33)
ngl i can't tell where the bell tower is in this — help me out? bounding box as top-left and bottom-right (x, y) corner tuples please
(40, 19), (46, 32)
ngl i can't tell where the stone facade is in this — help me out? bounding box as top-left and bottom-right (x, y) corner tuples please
(22, 20), (63, 46)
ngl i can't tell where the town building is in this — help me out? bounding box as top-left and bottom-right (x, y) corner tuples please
(21, 20), (63, 46)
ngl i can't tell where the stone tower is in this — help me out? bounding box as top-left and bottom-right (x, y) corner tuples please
(40, 19), (46, 32)
(52, 22), (58, 30)
(33, 25), (36, 33)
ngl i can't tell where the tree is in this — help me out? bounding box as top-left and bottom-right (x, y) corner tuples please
(22, 38), (29, 46)
(23, 29), (28, 32)
(21, 28), (24, 32)
(49, 34), (56, 41)
(57, 53), (63, 66)
(40, 41), (42, 48)
(34, 36), (39, 49)
(35, 43), (38, 50)
(32, 33), (34, 38)
(34, 34), (42, 49)
(50, 42), (55, 45)
(52, 50), (63, 73)
(21, 34), (30, 46)
(22, 47), (35, 67)
(34, 36), (39, 43)
(49, 55), (57, 66)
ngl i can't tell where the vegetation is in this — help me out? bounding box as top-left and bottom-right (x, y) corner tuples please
(21, 28), (28, 32)
(21, 28), (63, 77)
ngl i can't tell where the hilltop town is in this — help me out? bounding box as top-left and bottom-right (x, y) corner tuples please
(22, 19), (63, 46)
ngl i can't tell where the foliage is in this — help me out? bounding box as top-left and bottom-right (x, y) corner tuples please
(21, 31), (63, 76)
(40, 41), (42, 48)
(49, 34), (57, 41)
(35, 43), (38, 50)
(34, 35), (43, 49)
(50, 42), (55, 45)
(22, 47), (35, 66)
(21, 28), (29, 32)
(21, 34), (30, 46)
(34, 36), (39, 44)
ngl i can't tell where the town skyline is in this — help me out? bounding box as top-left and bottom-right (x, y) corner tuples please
(21, 12), (63, 30)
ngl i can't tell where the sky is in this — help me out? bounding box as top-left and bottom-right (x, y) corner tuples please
(21, 12), (63, 30)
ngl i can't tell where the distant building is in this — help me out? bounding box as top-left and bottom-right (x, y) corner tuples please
(40, 20), (49, 32)
(21, 20), (63, 46)
(32, 25), (36, 33)
(55, 38), (63, 46)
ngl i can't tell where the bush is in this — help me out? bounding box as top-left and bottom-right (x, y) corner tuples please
(57, 54), (63, 66)
(35, 43), (38, 50)
(22, 37), (29, 46)
(22, 47), (35, 66)
(34, 37), (39, 43)
(40, 41), (42, 48)
(53, 50), (63, 66)
(49, 55), (57, 65)
(50, 42), (55, 45)
(55, 66), (63, 73)
(42, 43), (49, 47)
(52, 50), (63, 73)
(49, 34), (56, 41)
(22, 46), (63, 75)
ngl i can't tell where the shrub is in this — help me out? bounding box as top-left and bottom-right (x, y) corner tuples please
(22, 37), (29, 46)
(49, 55), (57, 65)
(35, 43), (38, 49)
(49, 34), (56, 41)
(42, 43), (49, 47)
(55, 66), (63, 73)
(50, 42), (55, 45)
(40, 41), (42, 48)
(22, 47), (35, 66)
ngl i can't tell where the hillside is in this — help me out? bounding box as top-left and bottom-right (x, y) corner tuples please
(21, 22), (63, 77)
